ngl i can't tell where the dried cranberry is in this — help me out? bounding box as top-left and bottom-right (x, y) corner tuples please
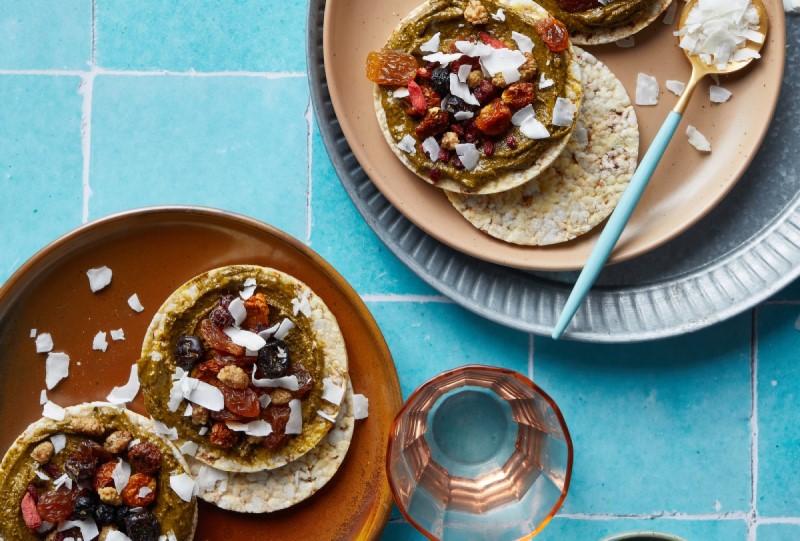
(450, 154), (465, 170)
(175, 334), (204, 371)
(482, 140), (495, 156)
(128, 442), (163, 474)
(438, 148), (451, 162)
(450, 123), (465, 136)
(506, 135), (518, 149)
(429, 168), (442, 182)
(43, 462), (61, 478)
(209, 306), (234, 328)
(473, 79), (496, 105)
(256, 338), (290, 379)
(450, 55), (480, 74)
(465, 124), (479, 143)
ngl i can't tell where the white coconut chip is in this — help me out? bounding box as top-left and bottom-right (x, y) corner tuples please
(107, 532), (133, 541)
(93, 331), (108, 352)
(491, 8), (505, 21)
(512, 105), (534, 126)
(454, 40), (494, 58)
(273, 318), (296, 340)
(552, 97), (576, 127)
(239, 278), (257, 300)
(127, 293), (145, 313)
(422, 52), (462, 65)
(455, 143), (480, 171)
(86, 266), (112, 292)
(251, 366), (300, 391)
(198, 427), (208, 436)
(422, 137), (441, 162)
(615, 37), (635, 48)
(398, 134), (417, 154)
(223, 327), (266, 351)
(286, 399), (303, 435)
(30, 328), (37, 338)
(184, 403), (193, 417)
(511, 31), (533, 54)
(420, 31), (441, 53)
(45, 352), (70, 390)
(106, 364), (140, 405)
(317, 410), (338, 423)
(457, 63), (472, 83)
(539, 73), (554, 89)
(227, 298), (247, 327)
(450, 73), (480, 106)
(196, 466), (228, 491)
(53, 473), (72, 490)
(291, 295), (312, 317)
(479, 48), (526, 84)
(58, 519), (99, 541)
(666, 80), (686, 96)
(663, 1), (678, 24)
(51, 434), (66, 454)
(42, 401), (66, 421)
(321, 378), (345, 406)
(226, 420), (273, 436)
(35, 333), (53, 353)
(636, 73), (660, 106)
(392, 88), (410, 99)
(40, 390), (48, 405)
(179, 376), (224, 411)
(111, 459), (132, 492)
(521, 116), (550, 139)
(170, 473), (196, 502)
(710, 85), (732, 103)
(454, 111), (473, 120)
(110, 328), (125, 341)
(353, 394), (370, 420)
(151, 419), (179, 440)
(686, 125), (712, 152)
(259, 394), (272, 408)
(138, 486), (153, 498)
(35, 470), (50, 481)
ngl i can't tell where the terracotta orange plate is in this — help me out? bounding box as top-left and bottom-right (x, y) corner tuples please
(0, 206), (401, 540)
(323, 0), (786, 271)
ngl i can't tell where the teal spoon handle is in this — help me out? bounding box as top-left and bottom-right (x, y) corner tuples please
(552, 110), (683, 340)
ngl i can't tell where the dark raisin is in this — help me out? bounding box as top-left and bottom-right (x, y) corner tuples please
(93, 503), (116, 526)
(430, 67), (450, 98)
(64, 441), (111, 482)
(125, 509), (161, 541)
(209, 306), (234, 328)
(450, 154), (465, 169)
(256, 338), (291, 379)
(71, 494), (96, 520)
(473, 79), (496, 105)
(441, 95), (477, 117)
(128, 442), (163, 474)
(464, 123), (479, 144)
(438, 148), (451, 162)
(174, 334), (204, 371)
(450, 123), (464, 136)
(43, 462), (61, 478)
(218, 293), (236, 309)
(429, 168), (442, 182)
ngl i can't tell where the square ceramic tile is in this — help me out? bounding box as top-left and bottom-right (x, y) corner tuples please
(0, 1), (91, 70)
(0, 76), (84, 281)
(367, 301), (529, 398)
(533, 314), (752, 515)
(89, 75), (309, 239)
(536, 517), (747, 541)
(95, 0), (306, 72)
(756, 523), (800, 541)
(310, 125), (437, 296)
(756, 305), (800, 517)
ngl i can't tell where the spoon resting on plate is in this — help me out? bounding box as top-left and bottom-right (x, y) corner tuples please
(552, 0), (769, 340)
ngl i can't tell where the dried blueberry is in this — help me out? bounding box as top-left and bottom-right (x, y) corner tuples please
(430, 67), (450, 98)
(442, 95), (476, 116)
(93, 503), (116, 526)
(174, 334), (204, 371)
(256, 339), (290, 379)
(125, 509), (161, 541)
(71, 493), (96, 520)
(116, 506), (133, 532)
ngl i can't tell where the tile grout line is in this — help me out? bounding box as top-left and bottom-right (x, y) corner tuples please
(80, 0), (97, 224)
(528, 334), (534, 380)
(0, 68), (307, 78)
(747, 307), (760, 541)
(91, 0), (97, 65)
(360, 294), (453, 303)
(558, 512), (750, 521)
(305, 98), (313, 245)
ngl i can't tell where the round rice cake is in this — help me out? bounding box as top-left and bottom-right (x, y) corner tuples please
(446, 48), (639, 245)
(139, 265), (348, 473)
(374, 0), (583, 195)
(186, 381), (355, 513)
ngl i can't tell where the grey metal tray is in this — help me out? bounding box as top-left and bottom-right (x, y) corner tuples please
(307, 4), (800, 343)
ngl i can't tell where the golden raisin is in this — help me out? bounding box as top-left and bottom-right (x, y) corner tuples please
(210, 422), (240, 449)
(475, 99), (513, 136)
(120, 473), (157, 507)
(366, 51), (418, 86)
(534, 18), (570, 53)
(501, 83), (535, 110)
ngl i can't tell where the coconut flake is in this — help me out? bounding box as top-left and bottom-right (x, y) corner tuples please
(258, 322), (280, 341)
(40, 389), (48, 405)
(239, 278), (257, 300)
(454, 40), (495, 58)
(223, 327), (266, 351)
(138, 486), (153, 498)
(521, 116), (550, 139)
(198, 427), (208, 436)
(127, 294), (144, 312)
(58, 519), (99, 541)
(259, 394), (272, 408)
(616, 36), (635, 48)
(107, 532), (133, 541)
(196, 466), (228, 491)
(111, 459), (132, 492)
(539, 73), (554, 89)
(226, 419), (273, 436)
(170, 473), (195, 502)
(51, 434), (66, 454)
(455, 143), (480, 171)
(422, 52), (462, 65)
(107, 364), (140, 405)
(35, 470), (50, 481)
(322, 378), (345, 406)
(491, 8), (505, 21)
(180, 376), (224, 411)
(636, 73), (660, 106)
(479, 48), (526, 84)
(42, 400), (65, 421)
(552, 97), (575, 127)
(179, 441), (199, 457)
(511, 105), (534, 126)
(184, 403), (193, 416)
(110, 328), (125, 341)
(86, 266), (112, 292)
(420, 31), (441, 53)
(392, 88), (410, 99)
(273, 318), (296, 340)
(666, 80), (686, 96)
(53, 473), (72, 490)
(93, 331), (108, 352)
(422, 137), (441, 162)
(151, 419), (179, 440)
(35, 333), (53, 353)
(710, 85), (733, 103)
(45, 352), (70, 390)
(454, 111), (473, 121)
(397, 134), (417, 154)
(286, 399), (302, 435)
(663, 1), (678, 24)
(687, 125), (712, 152)
(457, 63), (472, 83)
(353, 394), (370, 420)
(251, 365), (300, 390)
(291, 295), (312, 318)
(227, 298), (247, 327)
(30, 328), (37, 338)
(449, 73), (480, 106)
(511, 31), (533, 54)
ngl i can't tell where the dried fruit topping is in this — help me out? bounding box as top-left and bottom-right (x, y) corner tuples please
(209, 306), (234, 328)
(501, 82), (535, 110)
(450, 55), (480, 75)
(93, 502), (116, 526)
(366, 50), (418, 86)
(442, 95), (477, 116)
(415, 107), (450, 139)
(43, 462), (62, 478)
(115, 505), (134, 531)
(475, 99), (512, 136)
(199, 319), (244, 357)
(124, 509), (161, 541)
(94, 462), (116, 490)
(534, 18), (570, 53)
(473, 79), (496, 105)
(216, 380), (261, 418)
(209, 421), (240, 448)
(430, 66), (451, 97)
(506, 134), (518, 149)
(72, 492), (98, 520)
(128, 442), (163, 474)
(256, 338), (291, 379)
(416, 66), (433, 80)
(21, 489), (42, 532)
(121, 473), (157, 507)
(175, 334), (205, 371)
(482, 139), (495, 156)
(262, 405), (292, 451)
(37, 488), (78, 523)
(288, 361), (314, 399)
(65, 441), (112, 481)
(407, 80), (428, 116)
(429, 168), (442, 182)
(191, 358), (228, 380)
(242, 293), (269, 330)
(556, 0), (602, 12)
(479, 31), (508, 49)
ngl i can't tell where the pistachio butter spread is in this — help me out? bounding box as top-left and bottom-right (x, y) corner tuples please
(369, 0), (579, 190)
(536, 0), (658, 34)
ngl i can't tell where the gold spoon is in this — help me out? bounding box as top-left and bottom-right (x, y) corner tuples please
(552, 0), (769, 340)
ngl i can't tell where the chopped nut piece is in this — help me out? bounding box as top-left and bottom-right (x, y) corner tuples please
(467, 70), (483, 88)
(191, 405), (209, 426)
(30, 441), (54, 464)
(491, 72), (508, 88)
(441, 131), (460, 150)
(98, 486), (122, 506)
(68, 416), (104, 437)
(103, 430), (132, 454)
(518, 52), (538, 81)
(99, 526), (120, 541)
(45, 533), (58, 541)
(218, 365), (249, 390)
(464, 0), (489, 24)
(270, 389), (293, 406)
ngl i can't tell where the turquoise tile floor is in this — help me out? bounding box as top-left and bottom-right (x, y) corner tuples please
(1, 3), (799, 540)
